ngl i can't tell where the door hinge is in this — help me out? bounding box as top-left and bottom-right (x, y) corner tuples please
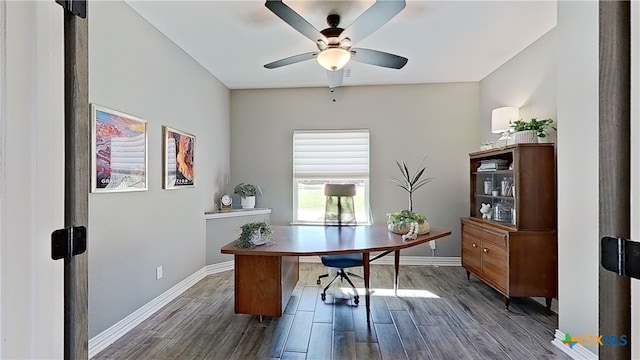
(51, 226), (87, 260)
(55, 0), (87, 18)
(601, 236), (640, 279)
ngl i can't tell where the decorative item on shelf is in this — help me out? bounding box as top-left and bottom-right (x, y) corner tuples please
(477, 159), (509, 172)
(480, 203), (492, 219)
(234, 183), (262, 209)
(491, 106), (519, 147)
(236, 221), (274, 248)
(500, 177), (512, 196)
(493, 200), (513, 222)
(387, 158), (432, 236)
(484, 180), (492, 195)
(219, 194), (233, 210)
(509, 118), (555, 144)
(480, 141), (493, 151)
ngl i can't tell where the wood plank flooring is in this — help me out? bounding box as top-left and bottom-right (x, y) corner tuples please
(94, 264), (571, 360)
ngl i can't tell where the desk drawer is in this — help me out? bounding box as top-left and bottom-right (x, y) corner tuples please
(463, 222), (507, 248)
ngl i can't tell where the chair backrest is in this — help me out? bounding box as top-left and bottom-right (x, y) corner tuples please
(324, 184), (356, 226)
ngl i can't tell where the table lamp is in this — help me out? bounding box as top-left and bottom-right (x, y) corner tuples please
(491, 106), (519, 147)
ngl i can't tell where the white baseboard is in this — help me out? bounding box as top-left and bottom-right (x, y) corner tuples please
(88, 257), (459, 358)
(300, 255), (462, 267)
(551, 329), (598, 360)
(205, 260), (234, 274)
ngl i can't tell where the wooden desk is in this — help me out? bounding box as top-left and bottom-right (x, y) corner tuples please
(221, 225), (451, 323)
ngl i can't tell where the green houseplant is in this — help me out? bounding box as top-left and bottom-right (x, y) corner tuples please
(236, 221), (274, 248)
(387, 159), (432, 236)
(389, 159), (432, 212)
(234, 183), (262, 209)
(510, 118), (555, 140)
(234, 183), (262, 198)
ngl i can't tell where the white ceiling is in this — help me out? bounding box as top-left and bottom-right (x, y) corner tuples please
(126, 0), (557, 90)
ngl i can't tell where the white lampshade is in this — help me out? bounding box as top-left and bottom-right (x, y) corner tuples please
(317, 48), (351, 71)
(491, 106), (519, 134)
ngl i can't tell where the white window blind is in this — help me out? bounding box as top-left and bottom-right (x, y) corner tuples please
(293, 130), (370, 179)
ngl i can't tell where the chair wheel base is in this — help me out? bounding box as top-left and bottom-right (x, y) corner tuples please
(321, 293), (326, 301)
(317, 279), (321, 285)
(354, 296), (359, 304)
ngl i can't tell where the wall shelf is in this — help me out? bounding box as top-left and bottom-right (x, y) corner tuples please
(204, 208), (272, 220)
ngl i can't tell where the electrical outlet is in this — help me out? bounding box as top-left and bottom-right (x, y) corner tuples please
(156, 266), (163, 280)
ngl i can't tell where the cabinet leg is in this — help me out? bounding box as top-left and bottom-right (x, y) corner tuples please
(545, 297), (553, 314)
(466, 270), (470, 281)
(504, 297), (510, 310)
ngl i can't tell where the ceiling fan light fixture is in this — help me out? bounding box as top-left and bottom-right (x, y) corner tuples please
(317, 47), (351, 71)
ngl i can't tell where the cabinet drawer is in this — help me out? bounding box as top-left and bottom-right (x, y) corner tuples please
(463, 223), (507, 248)
(461, 233), (481, 275)
(481, 241), (508, 292)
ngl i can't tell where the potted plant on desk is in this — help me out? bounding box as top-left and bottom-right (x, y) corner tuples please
(387, 159), (432, 239)
(234, 183), (262, 209)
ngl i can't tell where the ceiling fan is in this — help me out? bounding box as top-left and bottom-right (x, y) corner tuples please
(264, 0), (408, 88)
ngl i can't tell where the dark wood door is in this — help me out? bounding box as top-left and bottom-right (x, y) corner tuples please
(599, 2), (631, 359)
(61, 8), (89, 359)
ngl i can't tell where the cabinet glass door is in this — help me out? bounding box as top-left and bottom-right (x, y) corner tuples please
(474, 170), (516, 226)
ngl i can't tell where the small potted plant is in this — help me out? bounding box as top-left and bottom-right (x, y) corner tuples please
(509, 118), (555, 144)
(234, 183), (262, 209)
(236, 221), (274, 248)
(387, 159), (432, 236)
(386, 209), (430, 236)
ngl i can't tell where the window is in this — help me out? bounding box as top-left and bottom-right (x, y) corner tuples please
(293, 129), (370, 224)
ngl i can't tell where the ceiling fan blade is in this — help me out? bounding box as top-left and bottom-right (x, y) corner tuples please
(350, 48), (408, 69)
(265, 0), (325, 43)
(264, 52), (318, 69)
(327, 69), (344, 88)
(340, 0), (405, 44)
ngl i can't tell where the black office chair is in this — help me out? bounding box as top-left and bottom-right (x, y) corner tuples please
(316, 184), (363, 304)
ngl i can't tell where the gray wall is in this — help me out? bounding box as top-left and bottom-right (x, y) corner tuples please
(88, 1), (230, 337)
(230, 83), (479, 257)
(478, 20), (558, 311)
(480, 29), (557, 144)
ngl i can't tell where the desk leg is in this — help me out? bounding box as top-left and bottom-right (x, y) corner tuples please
(363, 252), (371, 325)
(394, 250), (400, 295)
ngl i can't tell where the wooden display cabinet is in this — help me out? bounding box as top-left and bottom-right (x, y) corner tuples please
(462, 143), (557, 311)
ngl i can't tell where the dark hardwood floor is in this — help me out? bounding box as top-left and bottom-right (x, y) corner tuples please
(94, 263), (571, 360)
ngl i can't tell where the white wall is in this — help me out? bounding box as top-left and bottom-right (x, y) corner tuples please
(2, 1), (64, 358)
(480, 29), (557, 144)
(230, 83), (479, 257)
(88, 1), (230, 337)
(557, 0), (599, 355)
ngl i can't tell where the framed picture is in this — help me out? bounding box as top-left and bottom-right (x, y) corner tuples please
(91, 104), (148, 193)
(163, 126), (195, 189)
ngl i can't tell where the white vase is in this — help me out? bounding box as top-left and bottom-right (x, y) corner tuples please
(241, 196), (256, 209)
(250, 229), (266, 245)
(512, 130), (538, 144)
